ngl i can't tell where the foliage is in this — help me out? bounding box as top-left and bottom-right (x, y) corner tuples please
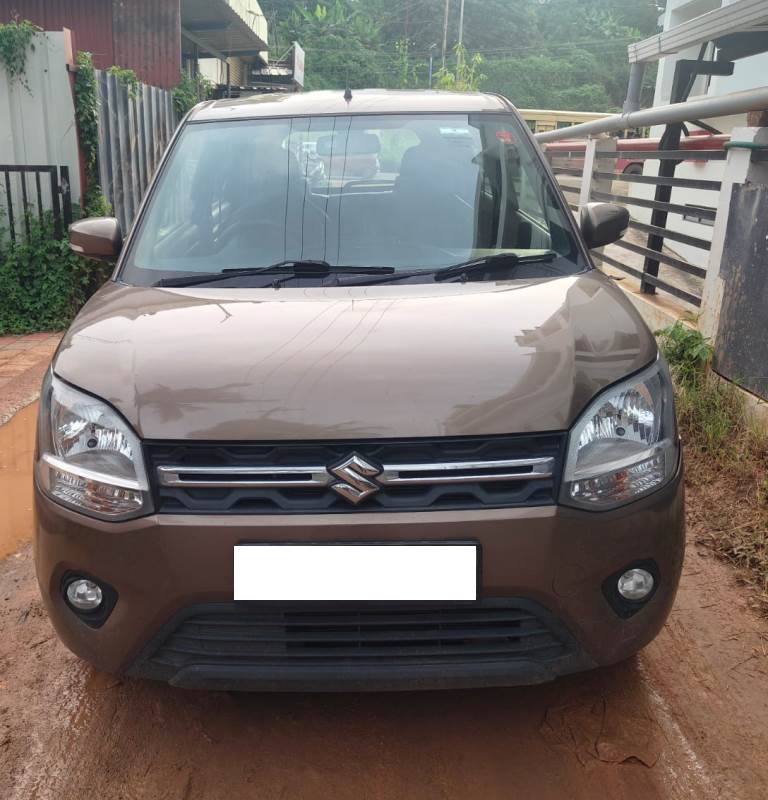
(173, 71), (215, 118)
(483, 52), (613, 111)
(676, 366), (748, 455)
(655, 322), (767, 610)
(0, 44), (110, 334)
(284, 0), (387, 90)
(657, 322), (714, 386)
(0, 17), (39, 89)
(261, 0), (662, 110)
(0, 214), (110, 335)
(107, 65), (140, 99)
(74, 51), (112, 217)
(656, 322), (741, 454)
(433, 44), (485, 92)
(394, 39), (420, 90)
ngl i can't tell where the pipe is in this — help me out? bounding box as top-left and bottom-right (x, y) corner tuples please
(535, 86), (768, 143)
(623, 62), (646, 114)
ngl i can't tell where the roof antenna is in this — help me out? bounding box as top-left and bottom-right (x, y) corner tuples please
(344, 86), (353, 102)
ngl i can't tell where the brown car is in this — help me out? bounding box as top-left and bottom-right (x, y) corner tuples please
(34, 90), (683, 691)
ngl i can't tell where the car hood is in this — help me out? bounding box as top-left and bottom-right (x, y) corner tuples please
(54, 272), (656, 440)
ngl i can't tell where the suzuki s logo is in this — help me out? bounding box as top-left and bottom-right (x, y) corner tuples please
(329, 453), (381, 504)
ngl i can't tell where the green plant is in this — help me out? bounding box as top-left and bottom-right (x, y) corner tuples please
(0, 17), (39, 88)
(655, 324), (767, 610)
(656, 322), (741, 453)
(81, 188), (112, 218)
(656, 321), (713, 383)
(0, 214), (110, 334)
(394, 38), (420, 90)
(433, 44), (486, 92)
(676, 369), (748, 454)
(73, 51), (111, 217)
(172, 71), (214, 118)
(107, 65), (140, 99)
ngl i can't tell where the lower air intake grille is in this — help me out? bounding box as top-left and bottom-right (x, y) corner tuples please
(145, 600), (572, 672)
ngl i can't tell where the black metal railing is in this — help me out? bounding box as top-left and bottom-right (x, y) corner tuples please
(547, 147), (726, 307)
(0, 164), (73, 243)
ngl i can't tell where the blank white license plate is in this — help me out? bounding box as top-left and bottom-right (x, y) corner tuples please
(233, 544), (478, 601)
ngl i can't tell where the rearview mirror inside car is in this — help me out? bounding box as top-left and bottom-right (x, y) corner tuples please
(316, 131), (381, 156)
(580, 202), (629, 249)
(69, 217), (123, 262)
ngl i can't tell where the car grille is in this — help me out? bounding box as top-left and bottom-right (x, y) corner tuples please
(144, 601), (572, 672)
(144, 433), (564, 514)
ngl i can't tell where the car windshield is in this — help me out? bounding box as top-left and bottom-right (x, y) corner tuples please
(120, 113), (586, 286)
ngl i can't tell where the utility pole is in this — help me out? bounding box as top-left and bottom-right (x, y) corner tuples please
(428, 43), (437, 88)
(458, 0), (465, 46)
(441, 0), (450, 68)
(405, 0), (410, 39)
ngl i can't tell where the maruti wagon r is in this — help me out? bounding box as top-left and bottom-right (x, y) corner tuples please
(35, 90), (683, 691)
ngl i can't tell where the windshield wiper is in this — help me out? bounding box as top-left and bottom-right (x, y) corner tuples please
(335, 251), (558, 286)
(155, 260), (395, 288)
(432, 251), (557, 281)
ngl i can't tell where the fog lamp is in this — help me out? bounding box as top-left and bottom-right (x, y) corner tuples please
(617, 568), (654, 601)
(66, 578), (103, 611)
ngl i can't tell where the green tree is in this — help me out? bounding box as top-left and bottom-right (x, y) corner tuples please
(283, 1), (388, 89)
(259, 0), (664, 110)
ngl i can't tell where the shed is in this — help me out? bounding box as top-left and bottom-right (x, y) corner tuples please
(0, 0), (269, 90)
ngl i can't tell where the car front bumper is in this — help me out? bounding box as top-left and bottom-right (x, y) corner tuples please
(34, 459), (684, 691)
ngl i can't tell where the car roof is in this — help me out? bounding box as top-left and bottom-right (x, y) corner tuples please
(188, 89), (514, 123)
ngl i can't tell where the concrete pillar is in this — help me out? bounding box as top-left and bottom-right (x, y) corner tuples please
(700, 126), (768, 339)
(579, 135), (618, 210)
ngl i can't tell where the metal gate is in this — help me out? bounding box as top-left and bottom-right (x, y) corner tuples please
(0, 164), (73, 242)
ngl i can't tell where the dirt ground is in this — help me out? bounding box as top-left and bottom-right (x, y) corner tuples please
(2, 404), (768, 800)
(0, 333), (61, 426)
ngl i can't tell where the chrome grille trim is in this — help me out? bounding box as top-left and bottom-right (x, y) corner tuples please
(379, 457), (554, 485)
(156, 465), (332, 489)
(156, 456), (555, 490)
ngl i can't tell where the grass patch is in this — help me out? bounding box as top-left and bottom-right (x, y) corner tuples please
(657, 323), (768, 611)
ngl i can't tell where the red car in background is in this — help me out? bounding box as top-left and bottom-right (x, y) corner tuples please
(544, 131), (730, 174)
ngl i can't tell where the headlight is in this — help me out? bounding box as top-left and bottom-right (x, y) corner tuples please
(560, 358), (678, 509)
(36, 371), (151, 520)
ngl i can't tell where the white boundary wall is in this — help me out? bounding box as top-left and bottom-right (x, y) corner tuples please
(0, 30), (81, 206)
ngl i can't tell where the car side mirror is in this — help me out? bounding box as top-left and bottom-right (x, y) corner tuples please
(69, 217), (123, 262)
(580, 202), (629, 249)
